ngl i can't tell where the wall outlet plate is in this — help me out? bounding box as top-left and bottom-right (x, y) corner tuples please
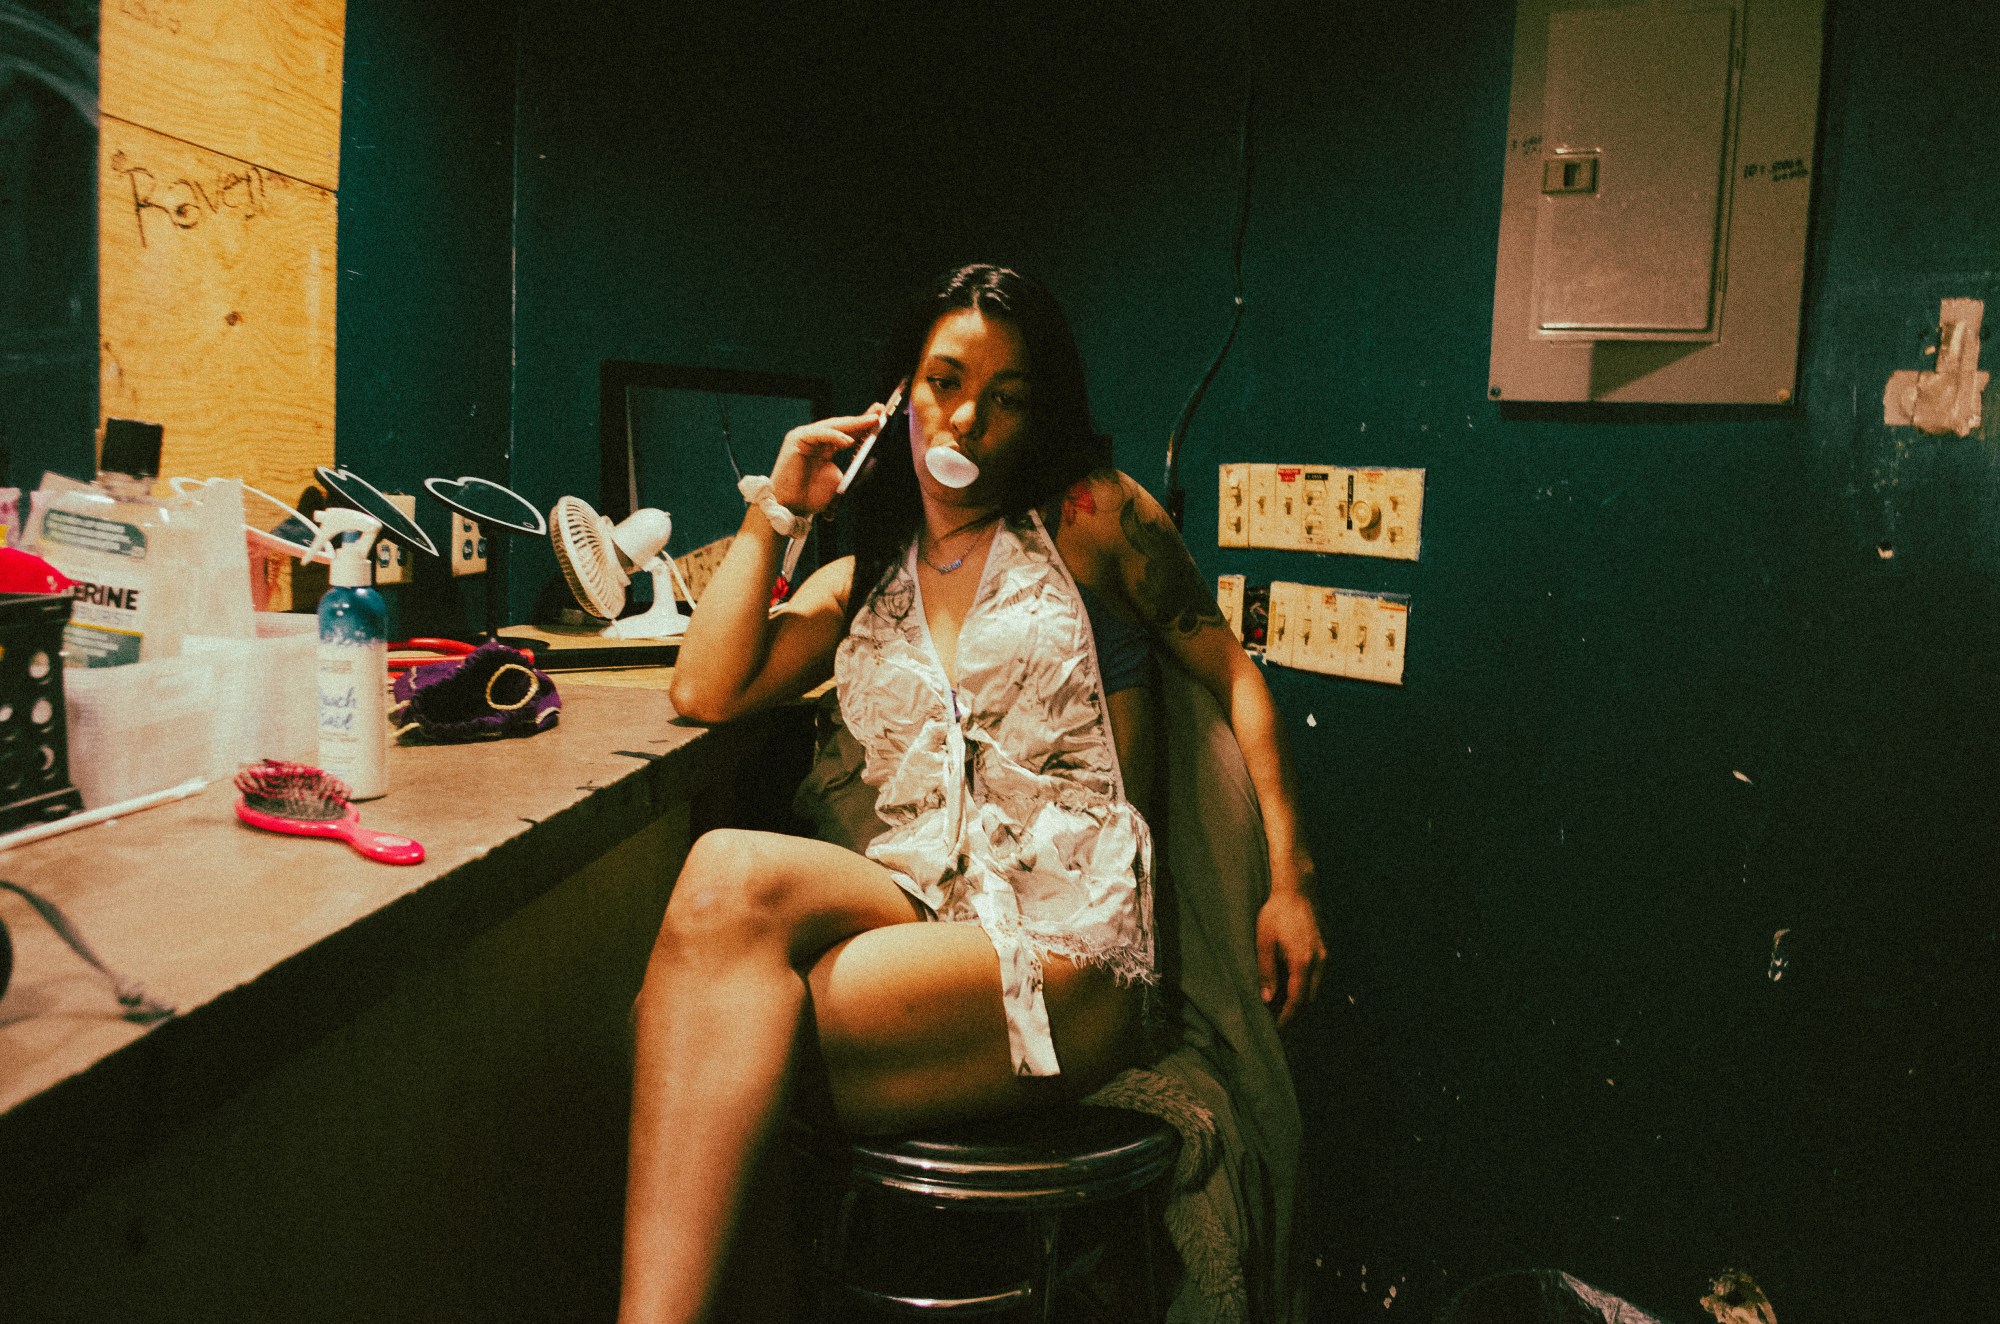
(450, 512), (487, 577)
(375, 494), (416, 586)
(1216, 573), (1246, 639)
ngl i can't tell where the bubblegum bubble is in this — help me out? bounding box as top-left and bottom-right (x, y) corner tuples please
(925, 447), (980, 488)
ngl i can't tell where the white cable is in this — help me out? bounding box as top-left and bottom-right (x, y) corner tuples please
(0, 777), (209, 855)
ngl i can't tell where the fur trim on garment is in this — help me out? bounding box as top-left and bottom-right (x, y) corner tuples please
(1084, 1068), (1248, 1324)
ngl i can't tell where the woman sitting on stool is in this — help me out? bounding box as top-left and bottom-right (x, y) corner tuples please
(623, 263), (1326, 1323)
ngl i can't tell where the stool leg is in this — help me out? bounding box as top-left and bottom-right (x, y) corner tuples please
(805, 1184), (860, 1324)
(1138, 1189), (1163, 1322)
(1035, 1209), (1063, 1324)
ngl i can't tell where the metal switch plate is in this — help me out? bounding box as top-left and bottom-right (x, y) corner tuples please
(1263, 581), (1408, 686)
(1218, 464), (1423, 560)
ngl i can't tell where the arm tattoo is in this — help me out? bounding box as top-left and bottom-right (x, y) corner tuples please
(1050, 468), (1117, 537)
(1119, 493), (1226, 637)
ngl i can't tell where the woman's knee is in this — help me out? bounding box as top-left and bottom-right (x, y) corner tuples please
(654, 829), (795, 959)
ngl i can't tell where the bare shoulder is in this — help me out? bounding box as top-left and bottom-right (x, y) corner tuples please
(1049, 468), (1137, 578)
(1103, 474), (1226, 639)
(1051, 468), (1129, 538)
(1049, 470), (1224, 638)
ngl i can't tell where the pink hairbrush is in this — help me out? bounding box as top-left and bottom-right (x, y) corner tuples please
(233, 761), (426, 865)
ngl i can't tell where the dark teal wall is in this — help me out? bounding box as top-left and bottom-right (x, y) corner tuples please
(1157, 4), (1995, 1320)
(340, 2), (1999, 1319)
(0, 0), (97, 493)
(505, 4), (934, 622)
(336, 0), (516, 635)
(1057, 4), (1996, 1320)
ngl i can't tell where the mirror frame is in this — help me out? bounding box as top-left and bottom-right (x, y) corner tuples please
(597, 361), (833, 523)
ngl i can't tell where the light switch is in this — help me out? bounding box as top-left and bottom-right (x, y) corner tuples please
(1247, 464), (1278, 549)
(1265, 581), (1302, 669)
(1354, 593), (1409, 685)
(1300, 467), (1340, 553)
(1218, 464), (1250, 547)
(1294, 586), (1349, 676)
(1272, 466), (1306, 551)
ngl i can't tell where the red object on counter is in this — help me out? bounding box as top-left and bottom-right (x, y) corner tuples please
(388, 637), (536, 671)
(0, 548), (75, 596)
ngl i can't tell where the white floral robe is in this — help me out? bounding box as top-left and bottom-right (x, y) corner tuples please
(834, 511), (1155, 1076)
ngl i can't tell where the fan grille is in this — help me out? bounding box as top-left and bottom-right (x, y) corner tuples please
(550, 495), (626, 620)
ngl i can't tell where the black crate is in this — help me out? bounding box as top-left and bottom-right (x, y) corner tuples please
(0, 593), (84, 833)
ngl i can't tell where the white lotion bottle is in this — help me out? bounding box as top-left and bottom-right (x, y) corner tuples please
(308, 509), (389, 799)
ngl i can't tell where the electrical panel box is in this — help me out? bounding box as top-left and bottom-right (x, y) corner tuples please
(1489, 0), (1825, 403)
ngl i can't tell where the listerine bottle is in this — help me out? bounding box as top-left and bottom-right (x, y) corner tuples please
(29, 418), (193, 667)
(308, 508), (389, 799)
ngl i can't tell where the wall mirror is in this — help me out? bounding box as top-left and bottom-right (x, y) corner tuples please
(0, 1), (98, 493)
(599, 362), (832, 597)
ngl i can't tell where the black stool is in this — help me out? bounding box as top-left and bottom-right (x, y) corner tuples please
(797, 1104), (1180, 1321)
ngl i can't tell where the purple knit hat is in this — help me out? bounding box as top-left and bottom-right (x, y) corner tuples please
(391, 640), (561, 742)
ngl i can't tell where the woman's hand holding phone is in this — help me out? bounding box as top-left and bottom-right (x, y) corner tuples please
(772, 396), (895, 517)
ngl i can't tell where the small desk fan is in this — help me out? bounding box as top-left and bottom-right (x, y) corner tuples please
(549, 495), (696, 639)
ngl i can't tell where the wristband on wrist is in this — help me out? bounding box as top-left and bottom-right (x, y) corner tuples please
(738, 475), (811, 539)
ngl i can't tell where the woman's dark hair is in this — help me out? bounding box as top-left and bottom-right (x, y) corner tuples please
(840, 264), (1113, 625)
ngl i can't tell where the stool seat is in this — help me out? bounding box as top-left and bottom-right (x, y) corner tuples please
(798, 1104), (1181, 1320)
(845, 1105), (1180, 1206)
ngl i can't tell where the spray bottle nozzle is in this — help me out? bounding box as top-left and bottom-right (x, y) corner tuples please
(308, 508), (385, 588)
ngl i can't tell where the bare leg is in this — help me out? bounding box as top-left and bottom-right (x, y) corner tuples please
(618, 829), (918, 1324)
(617, 828), (1145, 1323)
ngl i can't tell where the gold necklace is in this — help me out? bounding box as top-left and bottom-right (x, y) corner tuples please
(919, 513), (1000, 575)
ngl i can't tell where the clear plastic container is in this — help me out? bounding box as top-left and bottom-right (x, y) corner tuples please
(63, 650), (217, 807)
(241, 613), (319, 765)
(185, 613), (320, 774)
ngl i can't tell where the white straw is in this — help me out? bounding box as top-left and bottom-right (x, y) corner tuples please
(0, 777), (209, 854)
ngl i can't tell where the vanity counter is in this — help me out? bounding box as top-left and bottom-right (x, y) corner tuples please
(0, 673), (811, 1318)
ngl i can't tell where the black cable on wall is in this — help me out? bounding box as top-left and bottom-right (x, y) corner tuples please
(1162, 39), (1257, 533)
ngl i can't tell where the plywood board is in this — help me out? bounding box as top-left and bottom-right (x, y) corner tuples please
(99, 115), (336, 522)
(100, 0), (346, 191)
